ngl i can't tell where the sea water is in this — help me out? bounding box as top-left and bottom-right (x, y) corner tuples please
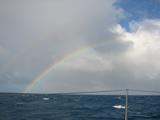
(0, 93), (160, 120)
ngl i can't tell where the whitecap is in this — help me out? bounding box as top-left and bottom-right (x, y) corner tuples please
(116, 96), (122, 100)
(42, 97), (50, 101)
(113, 105), (125, 109)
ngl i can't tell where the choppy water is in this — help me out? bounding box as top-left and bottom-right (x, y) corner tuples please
(0, 93), (160, 120)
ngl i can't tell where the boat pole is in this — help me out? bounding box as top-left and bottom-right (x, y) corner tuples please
(125, 89), (128, 120)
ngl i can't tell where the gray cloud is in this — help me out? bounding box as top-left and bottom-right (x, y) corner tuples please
(0, 0), (159, 93)
(0, 0), (120, 92)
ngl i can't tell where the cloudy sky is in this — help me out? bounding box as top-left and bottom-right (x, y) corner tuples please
(0, 0), (160, 93)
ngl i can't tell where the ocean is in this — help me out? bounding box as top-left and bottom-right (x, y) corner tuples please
(0, 93), (160, 120)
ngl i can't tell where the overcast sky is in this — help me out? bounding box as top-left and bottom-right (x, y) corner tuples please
(0, 0), (160, 93)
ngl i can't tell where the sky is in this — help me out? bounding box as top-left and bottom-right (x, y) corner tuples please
(0, 0), (160, 93)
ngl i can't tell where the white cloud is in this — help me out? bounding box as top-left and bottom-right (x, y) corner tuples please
(114, 19), (160, 80)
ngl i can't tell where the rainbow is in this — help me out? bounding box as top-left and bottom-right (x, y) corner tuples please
(24, 41), (107, 93)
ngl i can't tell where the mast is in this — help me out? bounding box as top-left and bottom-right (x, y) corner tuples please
(125, 89), (128, 120)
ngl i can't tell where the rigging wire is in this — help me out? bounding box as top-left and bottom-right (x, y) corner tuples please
(55, 89), (160, 95)
(56, 89), (125, 95)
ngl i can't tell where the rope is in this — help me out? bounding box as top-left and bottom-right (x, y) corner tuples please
(54, 89), (160, 95)
(56, 89), (124, 95)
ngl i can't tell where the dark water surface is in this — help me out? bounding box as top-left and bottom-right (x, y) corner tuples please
(0, 93), (160, 120)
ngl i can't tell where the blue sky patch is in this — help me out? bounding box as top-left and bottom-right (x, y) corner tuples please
(115, 0), (160, 31)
